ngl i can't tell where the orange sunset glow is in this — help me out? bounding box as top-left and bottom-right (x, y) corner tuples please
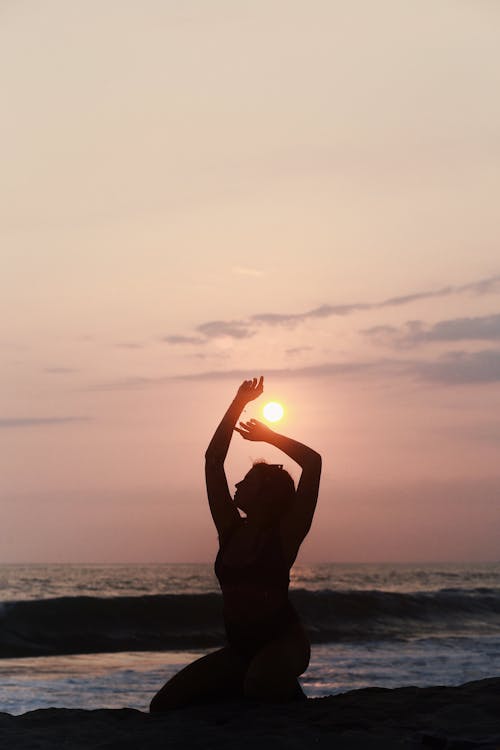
(1, 1), (499, 565)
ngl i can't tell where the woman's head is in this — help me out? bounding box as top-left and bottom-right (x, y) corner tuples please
(234, 461), (295, 526)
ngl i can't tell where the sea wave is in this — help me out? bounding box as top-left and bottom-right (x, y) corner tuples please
(1, 588), (499, 658)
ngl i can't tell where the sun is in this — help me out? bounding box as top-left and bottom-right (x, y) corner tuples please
(263, 401), (284, 422)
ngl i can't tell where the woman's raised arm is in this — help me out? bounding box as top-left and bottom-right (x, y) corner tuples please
(234, 419), (322, 558)
(205, 377), (264, 537)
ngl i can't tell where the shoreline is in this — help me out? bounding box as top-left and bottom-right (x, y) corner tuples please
(1, 677), (499, 749)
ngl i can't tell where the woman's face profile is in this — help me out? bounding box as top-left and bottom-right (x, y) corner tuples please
(234, 469), (261, 513)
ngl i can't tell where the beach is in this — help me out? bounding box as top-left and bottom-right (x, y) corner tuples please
(1, 563), (499, 747)
(1, 677), (499, 749)
(2, 562), (500, 713)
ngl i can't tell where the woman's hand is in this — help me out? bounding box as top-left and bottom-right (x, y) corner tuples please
(234, 418), (274, 442)
(235, 376), (264, 405)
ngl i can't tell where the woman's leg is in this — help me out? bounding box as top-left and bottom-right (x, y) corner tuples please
(243, 622), (310, 701)
(149, 646), (247, 712)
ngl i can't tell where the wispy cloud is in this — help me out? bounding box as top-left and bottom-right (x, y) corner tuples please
(87, 358), (404, 391)
(173, 349), (500, 386)
(286, 346), (313, 356)
(364, 313), (500, 347)
(379, 287), (454, 308)
(461, 276), (500, 295)
(0, 417), (90, 428)
(253, 274), (500, 328)
(196, 320), (254, 340)
(163, 272), (500, 345)
(414, 349), (500, 384)
(161, 335), (205, 345)
(162, 321), (254, 346)
(87, 348), (500, 391)
(251, 303), (368, 327)
(175, 360), (384, 381)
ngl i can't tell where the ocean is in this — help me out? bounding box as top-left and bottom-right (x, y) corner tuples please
(1, 562), (499, 715)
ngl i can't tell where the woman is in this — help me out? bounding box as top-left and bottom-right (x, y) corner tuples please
(150, 376), (321, 710)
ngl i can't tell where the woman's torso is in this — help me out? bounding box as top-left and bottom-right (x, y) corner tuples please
(214, 519), (295, 625)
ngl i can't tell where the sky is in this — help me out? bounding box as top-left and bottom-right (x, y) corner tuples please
(1, 0), (499, 563)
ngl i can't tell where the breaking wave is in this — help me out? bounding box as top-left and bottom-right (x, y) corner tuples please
(1, 588), (499, 658)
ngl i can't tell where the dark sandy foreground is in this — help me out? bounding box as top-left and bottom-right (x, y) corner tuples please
(1, 677), (499, 750)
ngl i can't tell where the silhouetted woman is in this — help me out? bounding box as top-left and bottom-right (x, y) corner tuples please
(150, 376), (321, 710)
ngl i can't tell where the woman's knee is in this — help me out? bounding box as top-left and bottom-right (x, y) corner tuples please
(149, 681), (187, 712)
(149, 691), (172, 712)
(242, 628), (310, 701)
(149, 647), (245, 712)
(149, 693), (167, 713)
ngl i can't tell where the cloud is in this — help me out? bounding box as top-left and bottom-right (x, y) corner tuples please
(364, 313), (500, 347)
(177, 360), (383, 381)
(414, 349), (500, 384)
(88, 347), (500, 391)
(0, 417), (90, 428)
(162, 322), (254, 346)
(182, 359), (410, 384)
(362, 324), (400, 343)
(89, 358), (399, 390)
(253, 274), (500, 328)
(162, 335), (205, 345)
(379, 287), (454, 308)
(460, 275), (500, 295)
(168, 272), (500, 344)
(251, 303), (369, 327)
(413, 314), (500, 343)
(196, 320), (254, 340)
(175, 350), (500, 386)
(286, 346), (313, 356)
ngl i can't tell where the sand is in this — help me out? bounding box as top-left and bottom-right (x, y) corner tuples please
(1, 677), (499, 749)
